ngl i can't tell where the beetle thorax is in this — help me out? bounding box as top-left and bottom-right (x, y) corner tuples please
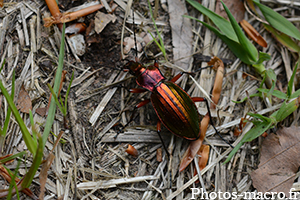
(136, 65), (165, 91)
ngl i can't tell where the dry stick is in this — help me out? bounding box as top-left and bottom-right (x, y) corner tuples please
(43, 4), (104, 27)
(45, 0), (60, 17)
(20, 6), (30, 46)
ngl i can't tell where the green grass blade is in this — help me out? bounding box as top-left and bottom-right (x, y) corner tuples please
(0, 81), (36, 155)
(21, 23), (66, 189)
(42, 23), (66, 147)
(47, 84), (64, 114)
(287, 61), (298, 98)
(148, 0), (167, 60)
(148, 31), (162, 51)
(290, 89), (300, 99)
(264, 24), (300, 53)
(184, 15), (254, 65)
(0, 151), (26, 164)
(29, 110), (37, 145)
(257, 88), (287, 100)
(220, 1), (258, 63)
(0, 59), (5, 73)
(254, 0), (300, 41)
(7, 159), (21, 199)
(186, 0), (238, 42)
(275, 100), (298, 122)
(255, 52), (271, 66)
(224, 121), (272, 163)
(21, 134), (44, 188)
(2, 70), (15, 136)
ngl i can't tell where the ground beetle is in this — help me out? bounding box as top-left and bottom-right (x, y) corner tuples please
(119, 6), (232, 155)
(122, 60), (231, 155)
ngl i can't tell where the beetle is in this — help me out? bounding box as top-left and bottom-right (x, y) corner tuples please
(122, 59), (230, 153)
(118, 6), (232, 152)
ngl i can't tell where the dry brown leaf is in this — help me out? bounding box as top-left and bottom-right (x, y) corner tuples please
(16, 85), (32, 114)
(240, 19), (267, 48)
(215, 0), (245, 23)
(39, 153), (55, 200)
(0, 163), (37, 199)
(94, 11), (117, 34)
(168, 0), (193, 71)
(251, 127), (300, 196)
(179, 114), (209, 172)
(194, 144), (210, 176)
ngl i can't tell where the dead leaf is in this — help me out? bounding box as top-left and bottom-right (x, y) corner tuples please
(94, 11), (117, 34)
(251, 127), (300, 196)
(36, 107), (47, 117)
(240, 19), (267, 48)
(123, 32), (151, 55)
(179, 114), (209, 172)
(0, 162), (37, 199)
(39, 153), (55, 200)
(215, 0), (245, 23)
(16, 85), (32, 114)
(194, 144), (210, 176)
(168, 0), (193, 71)
(208, 56), (224, 109)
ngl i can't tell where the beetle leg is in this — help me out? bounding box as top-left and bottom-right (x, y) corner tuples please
(191, 97), (206, 102)
(170, 71), (195, 83)
(170, 72), (183, 83)
(114, 99), (151, 139)
(129, 88), (148, 93)
(125, 99), (151, 127)
(154, 60), (159, 68)
(156, 120), (170, 158)
(192, 97), (234, 148)
(157, 120), (172, 188)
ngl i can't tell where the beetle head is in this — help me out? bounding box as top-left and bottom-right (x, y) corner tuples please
(124, 61), (145, 76)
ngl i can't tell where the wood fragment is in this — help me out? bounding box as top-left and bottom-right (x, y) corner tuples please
(77, 175), (157, 190)
(20, 6), (30, 46)
(43, 4), (104, 27)
(89, 72), (126, 126)
(75, 76), (95, 96)
(16, 22), (25, 48)
(167, 0), (193, 72)
(30, 15), (37, 53)
(0, 16), (9, 54)
(36, 9), (41, 50)
(101, 128), (169, 143)
(6, 39), (13, 72)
